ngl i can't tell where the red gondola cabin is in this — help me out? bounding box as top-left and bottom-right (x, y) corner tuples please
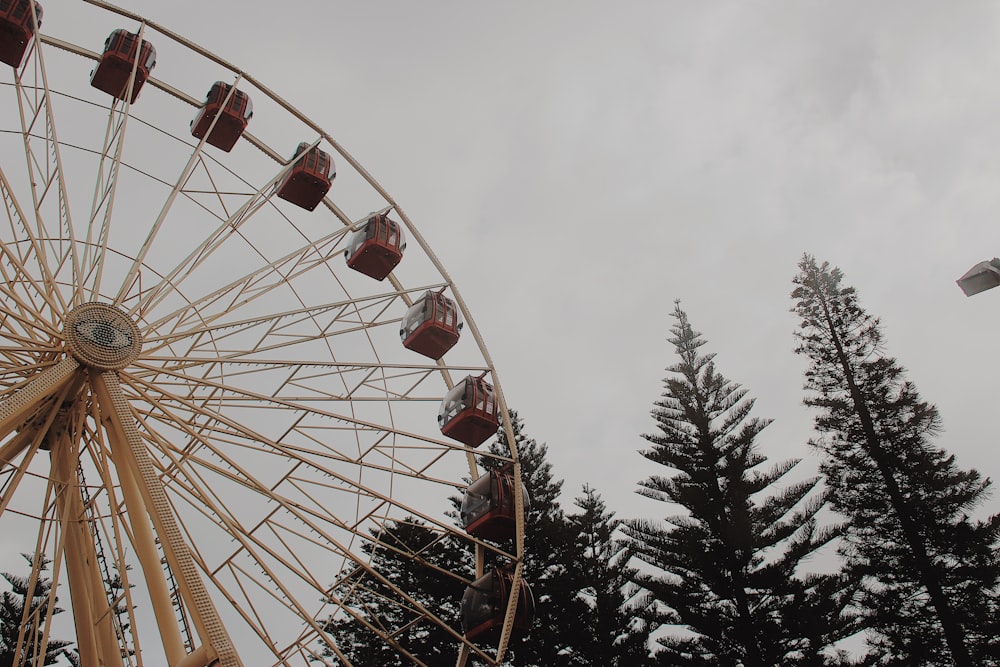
(90, 29), (156, 103)
(461, 567), (534, 643)
(344, 213), (406, 280)
(438, 375), (498, 447)
(0, 0), (42, 68)
(461, 464), (529, 542)
(400, 290), (462, 360)
(276, 142), (334, 211)
(190, 81), (253, 152)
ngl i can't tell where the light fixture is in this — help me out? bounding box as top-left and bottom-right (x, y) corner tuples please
(957, 258), (1000, 297)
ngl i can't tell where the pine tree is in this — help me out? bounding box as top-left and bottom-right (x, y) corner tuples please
(791, 256), (1000, 665)
(0, 554), (74, 667)
(320, 518), (472, 666)
(105, 568), (132, 656)
(481, 411), (579, 666)
(621, 302), (855, 666)
(565, 485), (651, 666)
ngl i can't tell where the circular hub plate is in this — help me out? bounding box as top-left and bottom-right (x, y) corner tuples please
(64, 303), (141, 370)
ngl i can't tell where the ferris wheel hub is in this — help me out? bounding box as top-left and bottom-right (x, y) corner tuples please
(63, 302), (141, 370)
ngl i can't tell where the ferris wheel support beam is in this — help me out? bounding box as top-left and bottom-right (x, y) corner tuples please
(110, 420), (188, 667)
(0, 357), (78, 445)
(0, 428), (35, 469)
(50, 423), (124, 667)
(0, 378), (70, 530)
(91, 370), (244, 667)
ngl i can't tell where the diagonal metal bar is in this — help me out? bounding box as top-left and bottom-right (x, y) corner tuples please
(114, 73), (244, 309)
(84, 22), (149, 302)
(13, 35), (80, 313)
(125, 147), (311, 321)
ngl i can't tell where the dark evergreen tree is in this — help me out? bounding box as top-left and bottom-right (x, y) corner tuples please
(621, 302), (856, 666)
(320, 518), (472, 666)
(792, 256), (1000, 665)
(0, 554), (74, 667)
(565, 485), (652, 666)
(480, 411), (579, 666)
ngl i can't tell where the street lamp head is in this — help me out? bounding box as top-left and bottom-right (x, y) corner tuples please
(957, 258), (1000, 297)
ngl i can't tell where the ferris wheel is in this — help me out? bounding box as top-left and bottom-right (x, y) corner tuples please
(0, 2), (532, 666)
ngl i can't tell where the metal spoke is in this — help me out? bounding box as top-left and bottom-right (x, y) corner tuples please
(80, 23), (152, 302)
(114, 75), (244, 308)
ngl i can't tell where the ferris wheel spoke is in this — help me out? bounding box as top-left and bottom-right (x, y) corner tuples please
(131, 202), (428, 341)
(130, 151), (312, 320)
(124, 364), (460, 467)
(137, 223), (355, 339)
(0, 263), (61, 342)
(133, 358), (487, 404)
(0, 340), (59, 381)
(127, 358), (509, 479)
(122, 372), (486, 543)
(79, 99), (135, 300)
(140, 287), (403, 359)
(10, 46), (81, 313)
(320, 554), (481, 666)
(131, 422), (338, 660)
(0, 163), (67, 317)
(0, 432), (44, 520)
(113, 109), (234, 308)
(126, 402), (465, 665)
(180, 470), (472, 667)
(138, 403), (465, 514)
(10, 481), (68, 667)
(145, 292), (442, 363)
(79, 22), (154, 303)
(0, 243), (65, 346)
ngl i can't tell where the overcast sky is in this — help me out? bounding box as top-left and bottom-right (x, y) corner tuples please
(39, 0), (1000, 525)
(5, 3), (1000, 663)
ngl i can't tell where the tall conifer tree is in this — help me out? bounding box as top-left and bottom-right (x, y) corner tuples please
(792, 256), (1000, 665)
(0, 554), (74, 667)
(622, 302), (854, 666)
(566, 485), (651, 666)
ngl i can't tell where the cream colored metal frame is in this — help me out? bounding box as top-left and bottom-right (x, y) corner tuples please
(0, 1), (525, 665)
